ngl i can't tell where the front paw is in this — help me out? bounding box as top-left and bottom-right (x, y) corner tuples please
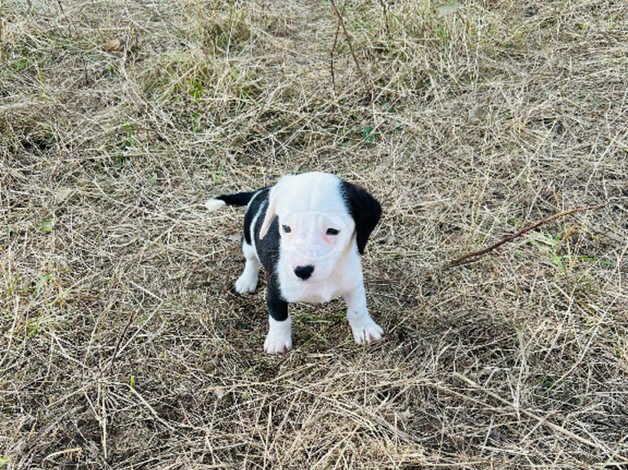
(235, 273), (258, 294)
(349, 316), (384, 344)
(264, 332), (292, 354)
(264, 317), (292, 354)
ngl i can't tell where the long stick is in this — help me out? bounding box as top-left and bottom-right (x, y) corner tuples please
(330, 17), (340, 93)
(448, 203), (606, 267)
(330, 0), (365, 80)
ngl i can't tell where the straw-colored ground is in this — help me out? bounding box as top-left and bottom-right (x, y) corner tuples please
(1, 1), (626, 468)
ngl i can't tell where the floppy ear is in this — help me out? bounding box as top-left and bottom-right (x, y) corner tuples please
(341, 181), (382, 255)
(259, 185), (278, 239)
(259, 176), (291, 239)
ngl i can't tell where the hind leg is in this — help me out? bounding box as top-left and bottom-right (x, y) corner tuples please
(235, 242), (260, 294)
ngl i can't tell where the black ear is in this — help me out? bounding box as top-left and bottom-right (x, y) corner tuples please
(341, 180), (382, 255)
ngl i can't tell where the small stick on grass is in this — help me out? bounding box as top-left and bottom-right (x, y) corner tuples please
(330, 0), (365, 80)
(448, 203), (607, 268)
(378, 0), (390, 35)
(106, 310), (137, 373)
(330, 17), (340, 94)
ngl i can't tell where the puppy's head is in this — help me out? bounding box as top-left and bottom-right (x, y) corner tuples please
(259, 172), (381, 282)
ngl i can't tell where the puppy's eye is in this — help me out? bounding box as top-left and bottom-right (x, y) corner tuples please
(282, 225), (292, 233)
(326, 228), (340, 235)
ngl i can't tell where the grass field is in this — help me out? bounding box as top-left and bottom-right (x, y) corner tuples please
(1, 0), (626, 468)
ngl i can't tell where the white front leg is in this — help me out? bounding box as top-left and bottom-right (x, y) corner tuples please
(264, 316), (292, 354)
(344, 283), (383, 344)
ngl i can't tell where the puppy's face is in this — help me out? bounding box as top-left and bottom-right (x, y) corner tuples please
(259, 173), (381, 283)
(278, 209), (354, 282)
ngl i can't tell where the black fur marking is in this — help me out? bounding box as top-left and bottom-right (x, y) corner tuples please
(250, 197), (289, 320)
(216, 191), (258, 207)
(266, 273), (288, 321)
(243, 188), (269, 245)
(340, 181), (382, 255)
(253, 199), (281, 273)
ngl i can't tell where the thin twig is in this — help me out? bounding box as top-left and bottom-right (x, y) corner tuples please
(107, 310), (137, 372)
(448, 203), (606, 267)
(378, 0), (390, 35)
(330, 17), (340, 94)
(128, 385), (176, 431)
(43, 447), (83, 462)
(330, 0), (365, 79)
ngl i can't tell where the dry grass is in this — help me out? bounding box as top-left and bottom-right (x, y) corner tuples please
(1, 0), (627, 468)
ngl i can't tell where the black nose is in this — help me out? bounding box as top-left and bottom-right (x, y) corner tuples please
(294, 265), (314, 280)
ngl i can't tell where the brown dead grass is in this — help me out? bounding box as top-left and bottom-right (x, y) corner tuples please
(1, 0), (626, 468)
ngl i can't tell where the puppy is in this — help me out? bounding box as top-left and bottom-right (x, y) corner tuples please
(206, 172), (383, 353)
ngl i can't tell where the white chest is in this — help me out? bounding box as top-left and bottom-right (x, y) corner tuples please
(280, 278), (344, 304)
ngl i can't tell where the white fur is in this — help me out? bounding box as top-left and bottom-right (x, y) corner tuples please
(234, 242), (260, 294)
(257, 172), (383, 350)
(344, 283), (383, 344)
(265, 173), (357, 285)
(277, 244), (361, 304)
(211, 172), (383, 353)
(205, 198), (226, 212)
(264, 316), (292, 354)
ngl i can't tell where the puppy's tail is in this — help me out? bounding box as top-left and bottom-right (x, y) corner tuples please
(205, 191), (256, 212)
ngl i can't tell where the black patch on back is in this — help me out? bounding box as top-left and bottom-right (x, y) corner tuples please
(243, 188), (269, 245)
(340, 180), (382, 255)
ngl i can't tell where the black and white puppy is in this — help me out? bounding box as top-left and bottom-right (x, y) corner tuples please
(206, 172), (383, 354)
